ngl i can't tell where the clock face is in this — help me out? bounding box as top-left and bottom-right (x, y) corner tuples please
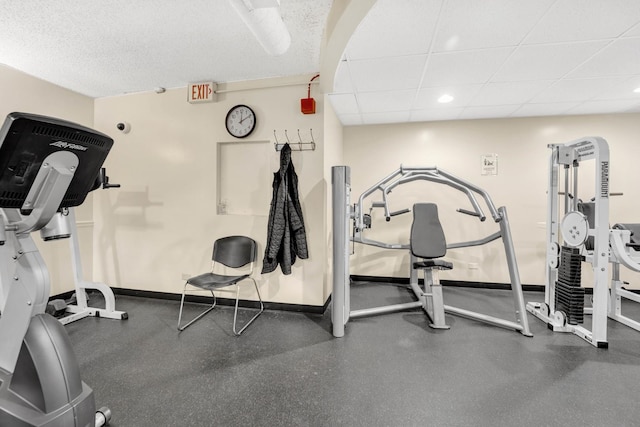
(225, 105), (256, 138)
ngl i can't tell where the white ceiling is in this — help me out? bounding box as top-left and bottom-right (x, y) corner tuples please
(329, 0), (640, 125)
(2, 1), (640, 127)
(0, 0), (332, 98)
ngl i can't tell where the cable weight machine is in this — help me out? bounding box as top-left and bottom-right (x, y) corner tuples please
(527, 136), (640, 348)
(526, 137), (611, 348)
(332, 165), (532, 338)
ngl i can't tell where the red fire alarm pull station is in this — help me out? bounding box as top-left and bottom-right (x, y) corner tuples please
(301, 74), (319, 114)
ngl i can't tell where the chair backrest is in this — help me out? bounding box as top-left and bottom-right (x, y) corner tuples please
(410, 203), (447, 259)
(212, 236), (257, 269)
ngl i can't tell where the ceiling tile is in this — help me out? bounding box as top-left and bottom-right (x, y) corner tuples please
(531, 77), (627, 103)
(433, 0), (553, 52)
(458, 105), (521, 120)
(362, 111), (412, 125)
(525, 0), (640, 44)
(339, 114), (364, 126)
(357, 90), (417, 113)
(566, 99), (640, 115)
(333, 61), (354, 93)
(511, 102), (579, 118)
(568, 38), (640, 78)
(328, 93), (359, 115)
(422, 48), (513, 87)
(624, 103), (640, 113)
(410, 108), (463, 122)
(624, 22), (640, 37)
(349, 55), (427, 92)
(493, 41), (609, 82)
(346, 0), (442, 60)
(470, 81), (553, 106)
(591, 76), (640, 100)
(414, 84), (483, 109)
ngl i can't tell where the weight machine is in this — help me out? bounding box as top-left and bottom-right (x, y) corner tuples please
(332, 165), (532, 338)
(527, 136), (640, 348)
(0, 112), (113, 426)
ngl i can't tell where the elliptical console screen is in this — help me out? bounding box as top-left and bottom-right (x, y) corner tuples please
(0, 112), (113, 210)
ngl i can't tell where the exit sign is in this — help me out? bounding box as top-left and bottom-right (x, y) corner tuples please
(188, 82), (217, 103)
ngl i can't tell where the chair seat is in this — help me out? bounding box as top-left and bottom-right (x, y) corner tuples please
(187, 272), (249, 289)
(413, 260), (453, 270)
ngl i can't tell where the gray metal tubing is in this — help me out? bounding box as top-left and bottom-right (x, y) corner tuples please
(573, 163), (579, 212)
(498, 206), (532, 336)
(443, 304), (525, 332)
(383, 172), (486, 222)
(353, 230), (501, 251)
(447, 231), (501, 249)
(352, 236), (408, 250)
(408, 280), (426, 303)
(436, 168), (501, 221)
(564, 164), (570, 215)
(332, 166), (350, 337)
(350, 301), (422, 319)
(357, 168), (403, 228)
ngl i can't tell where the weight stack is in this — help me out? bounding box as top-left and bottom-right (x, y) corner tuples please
(555, 246), (585, 325)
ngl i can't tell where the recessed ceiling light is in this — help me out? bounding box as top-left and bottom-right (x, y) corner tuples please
(634, 87), (640, 93)
(438, 94), (454, 103)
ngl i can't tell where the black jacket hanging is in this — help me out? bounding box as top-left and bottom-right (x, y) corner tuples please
(262, 143), (309, 274)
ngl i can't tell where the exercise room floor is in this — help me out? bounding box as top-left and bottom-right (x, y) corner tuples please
(67, 282), (640, 427)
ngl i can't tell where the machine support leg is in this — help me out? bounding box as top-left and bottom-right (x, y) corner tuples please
(498, 206), (532, 337)
(424, 268), (449, 329)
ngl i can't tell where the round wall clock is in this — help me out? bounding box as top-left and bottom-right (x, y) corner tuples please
(225, 104), (256, 138)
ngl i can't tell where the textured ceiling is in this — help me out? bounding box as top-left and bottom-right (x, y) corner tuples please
(329, 0), (640, 125)
(0, 0), (332, 98)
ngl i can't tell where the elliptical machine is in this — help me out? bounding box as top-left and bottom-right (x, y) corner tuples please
(0, 112), (113, 426)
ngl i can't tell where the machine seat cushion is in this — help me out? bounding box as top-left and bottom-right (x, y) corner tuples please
(413, 259), (453, 270)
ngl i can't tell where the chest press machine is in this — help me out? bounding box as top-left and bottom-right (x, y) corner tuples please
(527, 136), (640, 348)
(331, 165), (532, 338)
(0, 113), (112, 426)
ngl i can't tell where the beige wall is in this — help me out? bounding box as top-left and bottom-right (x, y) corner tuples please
(343, 113), (640, 288)
(0, 65), (95, 296)
(92, 76), (329, 306)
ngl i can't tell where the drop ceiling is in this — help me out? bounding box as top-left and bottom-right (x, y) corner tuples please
(329, 0), (640, 125)
(1, 1), (640, 127)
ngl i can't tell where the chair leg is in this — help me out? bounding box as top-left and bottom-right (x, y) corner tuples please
(232, 278), (264, 336)
(177, 283), (217, 331)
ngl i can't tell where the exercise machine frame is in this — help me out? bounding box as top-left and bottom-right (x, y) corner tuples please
(526, 136), (610, 348)
(527, 136), (640, 348)
(332, 165), (532, 338)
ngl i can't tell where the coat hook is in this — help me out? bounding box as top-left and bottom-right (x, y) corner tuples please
(284, 129), (291, 144)
(309, 128), (316, 150)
